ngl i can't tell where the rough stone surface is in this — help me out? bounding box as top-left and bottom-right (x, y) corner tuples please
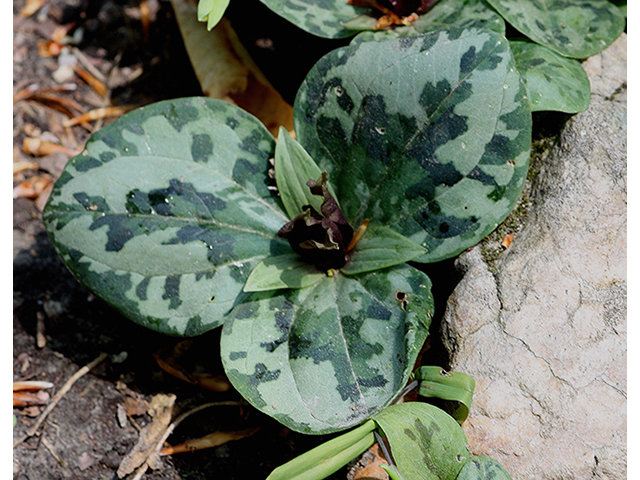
(441, 34), (626, 479)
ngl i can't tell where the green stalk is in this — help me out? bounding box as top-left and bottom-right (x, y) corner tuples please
(414, 366), (475, 424)
(267, 420), (376, 480)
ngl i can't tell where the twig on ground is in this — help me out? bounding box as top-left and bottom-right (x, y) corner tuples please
(129, 401), (246, 480)
(13, 352), (108, 448)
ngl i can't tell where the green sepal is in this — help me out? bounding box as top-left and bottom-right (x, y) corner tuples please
(274, 127), (338, 219)
(243, 253), (326, 292)
(413, 366), (475, 424)
(342, 226), (426, 276)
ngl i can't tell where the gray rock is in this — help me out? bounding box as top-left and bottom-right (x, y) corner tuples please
(441, 34), (626, 479)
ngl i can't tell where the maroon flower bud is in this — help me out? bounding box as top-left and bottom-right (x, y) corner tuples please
(278, 173), (354, 271)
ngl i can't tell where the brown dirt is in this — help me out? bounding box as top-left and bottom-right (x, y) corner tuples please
(12, 1), (349, 478)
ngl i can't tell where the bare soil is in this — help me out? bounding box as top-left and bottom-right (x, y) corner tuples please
(13, 1), (349, 478)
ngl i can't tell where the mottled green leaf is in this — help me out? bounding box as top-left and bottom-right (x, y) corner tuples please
(274, 127), (338, 219)
(295, 29), (531, 263)
(197, 0), (230, 30)
(43, 97), (289, 336)
(511, 40), (590, 113)
(259, 0), (367, 38)
(342, 226), (426, 275)
(221, 264), (433, 434)
(349, 0), (505, 45)
(485, 0), (625, 58)
(373, 402), (472, 480)
(413, 0), (506, 36)
(456, 455), (512, 480)
(244, 254), (326, 292)
(414, 366), (475, 424)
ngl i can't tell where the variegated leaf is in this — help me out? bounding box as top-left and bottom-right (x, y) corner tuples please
(221, 264), (434, 434)
(372, 402), (472, 480)
(413, 0), (506, 36)
(43, 97), (289, 336)
(259, 0), (367, 38)
(511, 40), (590, 113)
(197, 0), (230, 30)
(350, 0), (505, 45)
(485, 0), (625, 59)
(295, 29), (531, 263)
(456, 455), (513, 480)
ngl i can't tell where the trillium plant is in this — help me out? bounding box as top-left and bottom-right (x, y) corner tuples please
(200, 0), (624, 113)
(42, 1), (624, 475)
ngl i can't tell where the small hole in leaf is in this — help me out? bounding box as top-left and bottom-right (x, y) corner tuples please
(375, 126), (386, 134)
(210, 295), (216, 302)
(456, 454), (463, 463)
(395, 290), (406, 301)
(335, 86), (344, 96)
(440, 369), (452, 377)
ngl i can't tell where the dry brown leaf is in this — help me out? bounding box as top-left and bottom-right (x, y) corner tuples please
(501, 232), (514, 250)
(160, 427), (260, 455)
(51, 23), (76, 44)
(22, 137), (77, 157)
(140, 0), (152, 41)
(13, 83), (77, 104)
(74, 65), (109, 97)
(123, 396), (150, 417)
(37, 39), (63, 58)
(22, 91), (85, 121)
(13, 174), (53, 200)
(13, 391), (49, 407)
(13, 161), (39, 175)
(154, 353), (232, 392)
(13, 381), (54, 392)
(117, 393), (176, 478)
(351, 443), (389, 480)
(170, 0), (293, 136)
(63, 106), (135, 128)
(20, 0), (47, 17)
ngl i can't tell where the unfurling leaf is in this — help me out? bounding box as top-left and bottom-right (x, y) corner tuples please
(197, 0), (230, 30)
